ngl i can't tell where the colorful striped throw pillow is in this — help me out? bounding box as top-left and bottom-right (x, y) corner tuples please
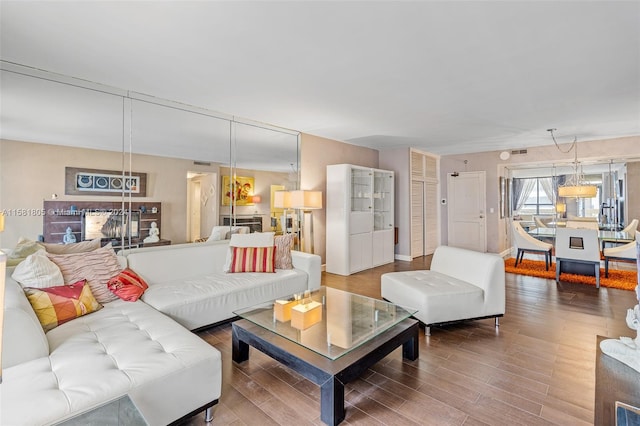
(228, 246), (276, 273)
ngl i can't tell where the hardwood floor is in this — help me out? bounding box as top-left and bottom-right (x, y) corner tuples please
(186, 257), (637, 425)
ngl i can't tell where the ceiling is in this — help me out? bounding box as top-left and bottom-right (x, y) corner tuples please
(1, 1), (639, 159)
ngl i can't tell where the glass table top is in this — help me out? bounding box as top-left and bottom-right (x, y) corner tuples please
(234, 286), (417, 360)
(528, 227), (634, 242)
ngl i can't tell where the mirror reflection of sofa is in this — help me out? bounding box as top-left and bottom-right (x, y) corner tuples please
(207, 225), (251, 241)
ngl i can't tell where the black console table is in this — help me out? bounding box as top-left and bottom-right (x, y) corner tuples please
(222, 216), (262, 233)
(595, 335), (640, 425)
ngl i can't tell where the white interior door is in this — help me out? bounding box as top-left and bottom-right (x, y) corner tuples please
(189, 180), (202, 241)
(447, 171), (487, 252)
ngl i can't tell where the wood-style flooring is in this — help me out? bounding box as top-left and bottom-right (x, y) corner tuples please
(186, 256), (637, 425)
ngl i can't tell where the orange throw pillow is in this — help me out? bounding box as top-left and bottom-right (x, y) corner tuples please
(107, 268), (149, 302)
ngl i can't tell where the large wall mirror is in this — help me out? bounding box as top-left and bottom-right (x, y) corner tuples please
(506, 160), (631, 230)
(0, 62), (299, 248)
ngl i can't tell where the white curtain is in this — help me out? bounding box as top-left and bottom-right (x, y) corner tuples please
(513, 178), (537, 212)
(539, 177), (554, 205)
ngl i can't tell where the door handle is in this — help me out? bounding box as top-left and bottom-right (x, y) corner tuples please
(479, 215), (484, 219)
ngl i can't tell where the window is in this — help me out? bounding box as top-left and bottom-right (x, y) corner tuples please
(513, 177), (555, 216)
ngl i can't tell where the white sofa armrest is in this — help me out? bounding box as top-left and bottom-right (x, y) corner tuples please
(291, 250), (321, 291)
(2, 277), (50, 368)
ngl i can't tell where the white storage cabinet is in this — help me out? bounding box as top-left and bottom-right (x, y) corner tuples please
(326, 164), (394, 275)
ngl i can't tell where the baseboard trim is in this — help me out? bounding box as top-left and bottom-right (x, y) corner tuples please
(499, 248), (513, 259)
(395, 254), (412, 261)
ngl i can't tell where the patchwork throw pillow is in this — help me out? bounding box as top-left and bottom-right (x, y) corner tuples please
(11, 250), (64, 288)
(47, 244), (122, 303)
(23, 280), (103, 332)
(40, 238), (101, 255)
(228, 246), (276, 273)
(274, 233), (294, 270)
(7, 236), (45, 267)
(107, 268), (149, 302)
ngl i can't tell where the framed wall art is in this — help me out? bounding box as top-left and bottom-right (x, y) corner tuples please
(65, 167), (147, 197)
(222, 175), (255, 206)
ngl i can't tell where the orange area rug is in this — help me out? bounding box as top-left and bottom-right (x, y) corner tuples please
(505, 258), (637, 291)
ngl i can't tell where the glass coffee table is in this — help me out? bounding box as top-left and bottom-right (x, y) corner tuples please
(232, 286), (418, 425)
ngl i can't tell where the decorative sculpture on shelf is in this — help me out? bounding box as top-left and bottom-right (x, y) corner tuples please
(600, 285), (640, 373)
(62, 227), (76, 244)
(143, 222), (160, 243)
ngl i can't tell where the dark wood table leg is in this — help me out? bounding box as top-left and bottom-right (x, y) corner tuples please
(320, 376), (345, 426)
(402, 324), (419, 360)
(232, 325), (250, 363)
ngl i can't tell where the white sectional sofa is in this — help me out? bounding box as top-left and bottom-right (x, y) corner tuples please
(1, 239), (321, 425)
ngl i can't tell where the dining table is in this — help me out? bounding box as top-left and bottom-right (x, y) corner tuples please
(528, 227), (634, 251)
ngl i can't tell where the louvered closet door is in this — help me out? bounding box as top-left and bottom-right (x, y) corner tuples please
(411, 151), (424, 179)
(411, 180), (424, 257)
(424, 181), (438, 253)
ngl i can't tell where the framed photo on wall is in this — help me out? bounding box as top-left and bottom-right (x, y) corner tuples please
(222, 175), (255, 206)
(65, 167), (147, 197)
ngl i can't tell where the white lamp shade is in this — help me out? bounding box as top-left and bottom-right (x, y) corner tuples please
(289, 190), (322, 210)
(0, 213), (4, 232)
(273, 191), (292, 209)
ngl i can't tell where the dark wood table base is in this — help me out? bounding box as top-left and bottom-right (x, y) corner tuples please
(232, 318), (419, 425)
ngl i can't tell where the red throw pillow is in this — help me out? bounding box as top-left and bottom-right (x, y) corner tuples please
(228, 246), (276, 273)
(107, 268), (149, 302)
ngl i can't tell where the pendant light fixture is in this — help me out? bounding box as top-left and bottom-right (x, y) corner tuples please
(548, 129), (597, 198)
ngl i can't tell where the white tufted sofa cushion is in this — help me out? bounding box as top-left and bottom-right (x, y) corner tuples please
(1, 294), (221, 426)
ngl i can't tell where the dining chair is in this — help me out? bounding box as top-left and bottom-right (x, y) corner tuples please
(555, 228), (602, 288)
(603, 239), (636, 277)
(622, 219), (639, 235)
(534, 216), (549, 228)
(512, 221), (553, 270)
(566, 220), (600, 230)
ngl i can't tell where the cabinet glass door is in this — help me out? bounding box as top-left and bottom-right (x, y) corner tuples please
(351, 168), (372, 212)
(373, 171), (394, 230)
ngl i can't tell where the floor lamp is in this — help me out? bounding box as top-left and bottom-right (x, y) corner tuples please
(290, 190), (322, 254)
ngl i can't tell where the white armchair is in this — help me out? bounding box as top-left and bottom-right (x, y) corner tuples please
(555, 228), (602, 288)
(603, 239), (636, 277)
(512, 221), (553, 270)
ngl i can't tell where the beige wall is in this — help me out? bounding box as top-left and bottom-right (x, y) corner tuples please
(300, 133), (379, 263)
(627, 161), (640, 227)
(440, 135), (640, 254)
(5, 134), (639, 260)
(0, 139), (221, 247)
